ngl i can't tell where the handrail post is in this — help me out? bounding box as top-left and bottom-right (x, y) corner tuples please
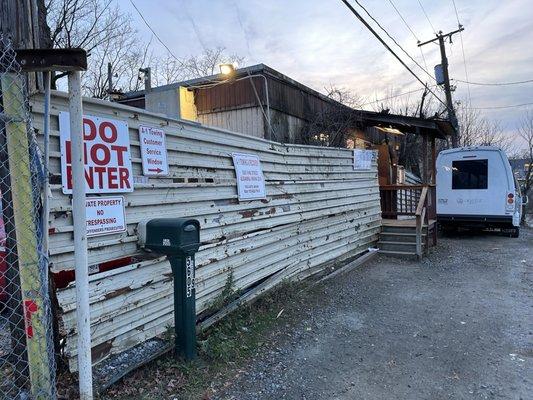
(415, 214), (422, 258)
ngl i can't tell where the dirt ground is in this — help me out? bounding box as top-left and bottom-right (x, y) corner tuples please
(214, 229), (533, 400)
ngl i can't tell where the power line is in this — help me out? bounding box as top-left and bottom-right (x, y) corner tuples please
(465, 101), (533, 110)
(451, 0), (471, 105)
(353, 0), (435, 82)
(339, 0), (447, 111)
(387, 0), (418, 41)
(454, 78), (533, 86)
(129, 0), (182, 62)
(417, 0), (436, 33)
(360, 84), (439, 107)
(386, 0), (430, 72)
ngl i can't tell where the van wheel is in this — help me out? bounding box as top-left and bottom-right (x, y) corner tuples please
(510, 227), (520, 238)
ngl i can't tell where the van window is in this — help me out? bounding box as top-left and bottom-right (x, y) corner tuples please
(452, 159), (488, 189)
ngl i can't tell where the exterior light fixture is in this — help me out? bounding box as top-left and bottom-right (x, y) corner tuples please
(219, 63), (235, 76)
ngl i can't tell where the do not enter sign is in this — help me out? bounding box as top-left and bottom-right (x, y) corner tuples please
(59, 112), (133, 194)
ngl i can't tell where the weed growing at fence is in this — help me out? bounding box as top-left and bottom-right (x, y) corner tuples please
(99, 280), (317, 400)
(203, 271), (238, 316)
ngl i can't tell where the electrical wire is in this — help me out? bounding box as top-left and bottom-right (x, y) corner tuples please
(386, 0), (429, 72)
(465, 102), (533, 110)
(353, 0), (435, 83)
(360, 85), (439, 107)
(451, 0), (471, 105)
(339, 0), (448, 111)
(453, 78), (533, 86)
(129, 0), (182, 62)
(417, 0), (437, 33)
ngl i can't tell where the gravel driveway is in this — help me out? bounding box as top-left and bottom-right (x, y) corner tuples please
(215, 229), (532, 399)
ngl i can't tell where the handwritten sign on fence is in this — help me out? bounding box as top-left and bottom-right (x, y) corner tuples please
(353, 149), (373, 170)
(59, 112), (133, 194)
(232, 153), (266, 200)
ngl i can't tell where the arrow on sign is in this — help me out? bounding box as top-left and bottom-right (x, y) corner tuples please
(148, 168), (163, 173)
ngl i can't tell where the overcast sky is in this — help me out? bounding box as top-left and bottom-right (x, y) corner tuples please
(122, 0), (533, 151)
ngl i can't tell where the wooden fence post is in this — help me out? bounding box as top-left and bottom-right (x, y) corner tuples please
(1, 72), (52, 399)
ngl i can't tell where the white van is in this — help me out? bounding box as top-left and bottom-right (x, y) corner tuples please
(436, 146), (525, 237)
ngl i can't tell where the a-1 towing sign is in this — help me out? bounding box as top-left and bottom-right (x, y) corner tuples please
(139, 125), (169, 176)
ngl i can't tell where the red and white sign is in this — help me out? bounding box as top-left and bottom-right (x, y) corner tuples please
(85, 196), (126, 237)
(232, 153), (266, 200)
(59, 112), (133, 194)
(139, 125), (168, 176)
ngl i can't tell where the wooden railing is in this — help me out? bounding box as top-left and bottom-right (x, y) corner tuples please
(380, 184), (437, 258)
(415, 186), (428, 258)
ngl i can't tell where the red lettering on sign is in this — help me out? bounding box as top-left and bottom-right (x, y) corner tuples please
(111, 145), (127, 166)
(93, 166), (106, 188)
(61, 114), (133, 193)
(119, 168), (131, 189)
(90, 143), (111, 165)
(23, 300), (38, 339)
(99, 121), (118, 143)
(83, 118), (97, 140)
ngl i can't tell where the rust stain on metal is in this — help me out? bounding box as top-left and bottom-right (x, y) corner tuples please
(272, 193), (294, 200)
(239, 209), (259, 218)
(266, 207), (277, 215)
(104, 286), (133, 300)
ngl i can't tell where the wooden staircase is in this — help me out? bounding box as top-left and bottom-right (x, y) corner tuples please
(378, 185), (437, 259)
(378, 219), (435, 258)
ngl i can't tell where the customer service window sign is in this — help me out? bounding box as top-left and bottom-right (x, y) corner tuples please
(232, 153), (266, 200)
(59, 112), (133, 194)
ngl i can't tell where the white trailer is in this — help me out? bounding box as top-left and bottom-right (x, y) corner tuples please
(436, 146), (525, 237)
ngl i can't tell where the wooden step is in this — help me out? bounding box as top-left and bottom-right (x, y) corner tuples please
(378, 241), (419, 253)
(381, 226), (428, 234)
(378, 249), (418, 259)
(380, 232), (426, 243)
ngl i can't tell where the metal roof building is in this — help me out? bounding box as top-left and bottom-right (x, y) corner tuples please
(118, 63), (452, 146)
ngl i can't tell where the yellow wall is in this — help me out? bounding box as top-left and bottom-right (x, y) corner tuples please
(179, 87), (197, 121)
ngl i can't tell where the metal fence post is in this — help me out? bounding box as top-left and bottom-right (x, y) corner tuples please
(68, 70), (93, 399)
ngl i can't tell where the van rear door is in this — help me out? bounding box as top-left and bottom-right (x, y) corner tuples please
(437, 149), (511, 217)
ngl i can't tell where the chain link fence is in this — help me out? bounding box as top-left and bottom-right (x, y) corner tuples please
(0, 36), (56, 399)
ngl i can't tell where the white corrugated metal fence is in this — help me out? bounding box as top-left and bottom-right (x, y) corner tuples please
(30, 92), (381, 371)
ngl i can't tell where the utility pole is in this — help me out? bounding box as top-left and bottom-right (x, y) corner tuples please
(107, 62), (113, 99)
(419, 27), (464, 147)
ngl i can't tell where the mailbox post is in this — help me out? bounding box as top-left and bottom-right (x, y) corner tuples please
(138, 218), (200, 360)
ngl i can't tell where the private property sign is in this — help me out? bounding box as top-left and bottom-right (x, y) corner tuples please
(59, 112), (133, 194)
(85, 196), (126, 237)
(232, 152), (266, 200)
(139, 125), (169, 176)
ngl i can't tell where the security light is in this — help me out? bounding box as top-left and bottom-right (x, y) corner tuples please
(219, 63), (235, 76)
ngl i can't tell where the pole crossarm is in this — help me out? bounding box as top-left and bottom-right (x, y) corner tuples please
(417, 27), (464, 47)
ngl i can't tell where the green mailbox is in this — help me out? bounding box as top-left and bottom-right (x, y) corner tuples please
(138, 218), (200, 360)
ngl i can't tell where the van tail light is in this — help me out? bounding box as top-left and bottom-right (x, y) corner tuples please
(506, 193), (515, 207)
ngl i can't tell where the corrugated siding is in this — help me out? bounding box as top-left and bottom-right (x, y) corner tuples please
(30, 92), (381, 371)
(198, 107), (265, 138)
(194, 77), (264, 113)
